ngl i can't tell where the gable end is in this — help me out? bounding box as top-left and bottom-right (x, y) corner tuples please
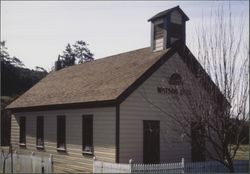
(117, 42), (180, 104)
(117, 41), (228, 107)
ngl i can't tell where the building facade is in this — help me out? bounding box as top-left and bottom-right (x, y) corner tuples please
(5, 6), (224, 173)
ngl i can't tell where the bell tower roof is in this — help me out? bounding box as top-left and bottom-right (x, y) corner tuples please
(148, 6), (189, 22)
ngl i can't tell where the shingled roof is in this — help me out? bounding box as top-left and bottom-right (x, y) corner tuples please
(6, 41), (228, 111)
(148, 6), (189, 22)
(6, 47), (170, 110)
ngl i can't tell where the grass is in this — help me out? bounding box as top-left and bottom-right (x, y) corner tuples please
(234, 145), (249, 160)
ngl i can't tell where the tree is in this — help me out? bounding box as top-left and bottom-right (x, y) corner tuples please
(35, 66), (47, 72)
(73, 40), (94, 63)
(0, 40), (48, 97)
(55, 40), (94, 70)
(191, 5), (249, 172)
(139, 4), (248, 173)
(0, 41), (24, 67)
(0, 41), (9, 60)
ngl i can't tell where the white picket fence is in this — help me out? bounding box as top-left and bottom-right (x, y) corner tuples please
(132, 161), (184, 174)
(0, 152), (53, 173)
(93, 160), (131, 173)
(93, 158), (249, 174)
(93, 158), (184, 174)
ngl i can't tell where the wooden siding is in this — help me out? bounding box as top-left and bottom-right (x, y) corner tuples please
(11, 114), (19, 146)
(153, 38), (164, 51)
(171, 37), (179, 44)
(10, 107), (116, 173)
(154, 18), (164, 25)
(119, 53), (213, 163)
(152, 19), (164, 52)
(170, 10), (182, 24)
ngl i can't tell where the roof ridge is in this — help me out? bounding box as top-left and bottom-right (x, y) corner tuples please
(148, 5), (189, 22)
(97, 46), (150, 60)
(57, 47), (150, 72)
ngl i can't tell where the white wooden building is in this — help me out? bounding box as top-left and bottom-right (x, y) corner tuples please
(5, 6), (226, 173)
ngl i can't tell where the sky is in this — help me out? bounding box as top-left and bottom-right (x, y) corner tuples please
(1, 1), (249, 71)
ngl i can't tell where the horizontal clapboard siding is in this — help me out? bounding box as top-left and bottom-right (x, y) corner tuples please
(120, 53), (209, 163)
(10, 107), (116, 173)
(154, 38), (164, 51)
(171, 10), (182, 24)
(11, 114), (19, 146)
(152, 18), (164, 52)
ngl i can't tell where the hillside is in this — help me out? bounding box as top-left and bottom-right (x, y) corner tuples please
(1, 62), (47, 104)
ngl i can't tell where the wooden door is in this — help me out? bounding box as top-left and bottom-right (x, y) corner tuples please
(191, 122), (205, 162)
(143, 120), (160, 164)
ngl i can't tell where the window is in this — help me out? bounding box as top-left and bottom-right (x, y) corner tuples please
(19, 117), (26, 146)
(169, 73), (183, 85)
(36, 116), (44, 148)
(57, 115), (66, 151)
(82, 115), (93, 154)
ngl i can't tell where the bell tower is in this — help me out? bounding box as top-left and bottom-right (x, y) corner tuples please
(148, 6), (189, 51)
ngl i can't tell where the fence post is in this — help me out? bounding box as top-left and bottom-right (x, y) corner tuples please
(13, 150), (17, 173)
(181, 158), (185, 174)
(129, 159), (133, 173)
(31, 152), (35, 173)
(14, 150), (19, 173)
(93, 156), (96, 173)
(41, 157), (44, 174)
(49, 154), (53, 174)
(10, 144), (13, 174)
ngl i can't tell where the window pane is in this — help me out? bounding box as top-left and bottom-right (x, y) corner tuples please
(19, 117), (26, 144)
(82, 115), (93, 152)
(57, 116), (66, 149)
(37, 116), (44, 147)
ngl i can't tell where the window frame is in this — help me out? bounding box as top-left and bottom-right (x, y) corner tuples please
(36, 116), (44, 149)
(57, 115), (66, 152)
(169, 73), (183, 86)
(19, 116), (26, 147)
(82, 115), (93, 155)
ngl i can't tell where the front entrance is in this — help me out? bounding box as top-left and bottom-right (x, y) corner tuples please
(191, 122), (206, 162)
(143, 120), (160, 164)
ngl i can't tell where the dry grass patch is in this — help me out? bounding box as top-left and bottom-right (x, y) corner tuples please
(233, 145), (249, 160)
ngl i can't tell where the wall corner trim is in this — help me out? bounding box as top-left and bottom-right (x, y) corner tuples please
(115, 104), (120, 163)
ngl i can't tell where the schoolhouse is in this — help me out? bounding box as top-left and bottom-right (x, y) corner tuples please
(6, 6), (225, 173)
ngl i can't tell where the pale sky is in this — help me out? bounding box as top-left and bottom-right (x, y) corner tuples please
(1, 1), (249, 71)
